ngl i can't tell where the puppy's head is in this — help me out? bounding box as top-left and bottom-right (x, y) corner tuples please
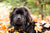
(10, 7), (32, 26)
(12, 7), (26, 26)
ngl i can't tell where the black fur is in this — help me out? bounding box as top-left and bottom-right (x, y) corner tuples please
(38, 23), (50, 33)
(8, 7), (36, 33)
(42, 23), (50, 32)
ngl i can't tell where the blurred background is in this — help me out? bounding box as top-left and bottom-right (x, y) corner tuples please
(0, 0), (50, 33)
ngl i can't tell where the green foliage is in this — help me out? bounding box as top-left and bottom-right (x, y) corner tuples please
(0, 0), (5, 2)
(0, 0), (50, 16)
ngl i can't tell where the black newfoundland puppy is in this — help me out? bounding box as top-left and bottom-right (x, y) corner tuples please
(7, 7), (36, 33)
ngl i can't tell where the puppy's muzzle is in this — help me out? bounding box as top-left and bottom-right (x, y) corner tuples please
(15, 18), (23, 26)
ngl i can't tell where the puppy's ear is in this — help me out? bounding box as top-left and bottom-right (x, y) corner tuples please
(9, 8), (16, 26)
(23, 7), (32, 23)
(10, 13), (14, 26)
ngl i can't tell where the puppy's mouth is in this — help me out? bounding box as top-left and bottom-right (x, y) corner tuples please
(15, 23), (23, 26)
(15, 24), (22, 26)
(15, 21), (23, 26)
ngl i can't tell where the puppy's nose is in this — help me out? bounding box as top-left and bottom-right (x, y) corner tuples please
(18, 18), (20, 20)
(17, 16), (21, 20)
(17, 18), (21, 22)
(17, 17), (21, 20)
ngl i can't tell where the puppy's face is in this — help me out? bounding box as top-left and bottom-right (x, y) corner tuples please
(13, 8), (27, 26)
